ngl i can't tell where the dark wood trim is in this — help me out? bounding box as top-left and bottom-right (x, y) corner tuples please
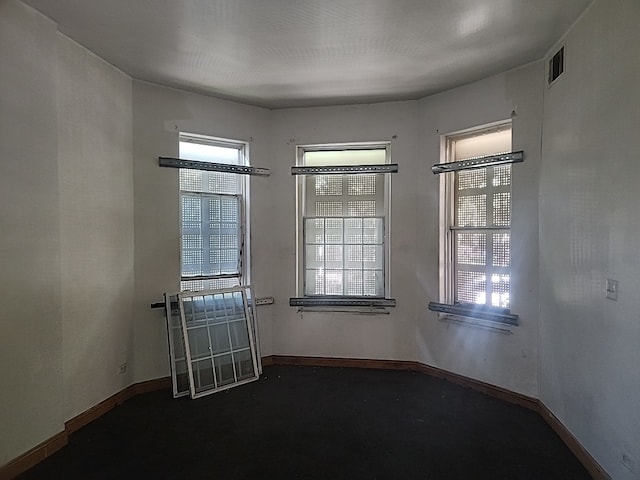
(538, 402), (610, 480)
(412, 362), (539, 411)
(2, 360), (610, 480)
(264, 355), (416, 372)
(65, 390), (128, 435)
(65, 377), (170, 435)
(265, 355), (538, 411)
(264, 355), (607, 478)
(127, 377), (172, 399)
(0, 431), (68, 480)
(1, 377), (171, 479)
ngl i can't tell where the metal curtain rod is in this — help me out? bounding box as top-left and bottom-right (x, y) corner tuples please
(159, 157), (270, 176)
(431, 151), (523, 174)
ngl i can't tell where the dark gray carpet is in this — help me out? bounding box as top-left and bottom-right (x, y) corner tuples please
(19, 365), (591, 479)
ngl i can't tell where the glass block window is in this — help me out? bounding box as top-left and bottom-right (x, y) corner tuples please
(446, 126), (513, 313)
(299, 145), (390, 298)
(179, 134), (247, 291)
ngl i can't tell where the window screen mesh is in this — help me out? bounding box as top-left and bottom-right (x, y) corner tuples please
(492, 233), (510, 267)
(491, 274), (510, 308)
(493, 192), (511, 226)
(492, 165), (511, 186)
(456, 233), (486, 265)
(457, 194), (486, 227)
(457, 169), (487, 190)
(348, 201), (376, 217)
(316, 201), (343, 217)
(179, 170), (240, 195)
(181, 194), (241, 277)
(347, 174), (376, 195)
(316, 175), (343, 196)
(456, 271), (486, 304)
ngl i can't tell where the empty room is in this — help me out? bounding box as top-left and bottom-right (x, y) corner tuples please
(1, 0), (638, 478)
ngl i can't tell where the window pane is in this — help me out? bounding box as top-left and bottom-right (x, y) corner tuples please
(305, 149), (386, 166)
(325, 270), (343, 295)
(492, 165), (511, 186)
(180, 141), (241, 164)
(457, 194), (486, 227)
(456, 271), (486, 305)
(347, 174), (376, 195)
(491, 274), (510, 308)
(315, 175), (343, 196)
(316, 201), (343, 217)
(493, 192), (510, 226)
(348, 200), (376, 217)
(457, 169), (486, 190)
(456, 233), (486, 266)
(493, 233), (510, 267)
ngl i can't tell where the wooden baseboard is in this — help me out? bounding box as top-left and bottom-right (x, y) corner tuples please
(411, 362), (539, 411)
(538, 402), (610, 480)
(264, 355), (417, 372)
(0, 431), (68, 480)
(264, 355), (607, 478)
(1, 377), (170, 480)
(3, 359), (610, 480)
(264, 355), (539, 410)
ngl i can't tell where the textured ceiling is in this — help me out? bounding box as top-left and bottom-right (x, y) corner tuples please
(24, 0), (592, 109)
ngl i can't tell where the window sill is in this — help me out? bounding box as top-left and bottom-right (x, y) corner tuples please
(428, 302), (518, 326)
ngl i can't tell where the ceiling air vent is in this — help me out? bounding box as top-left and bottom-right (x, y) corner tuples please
(548, 46), (564, 85)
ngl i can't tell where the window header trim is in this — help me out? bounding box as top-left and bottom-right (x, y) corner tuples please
(431, 150), (523, 175)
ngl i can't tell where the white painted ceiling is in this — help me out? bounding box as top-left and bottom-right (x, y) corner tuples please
(24, 0), (591, 109)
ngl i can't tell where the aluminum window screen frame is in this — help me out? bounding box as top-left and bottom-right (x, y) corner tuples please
(178, 133), (250, 291)
(164, 293), (190, 398)
(295, 143), (392, 301)
(178, 287), (261, 399)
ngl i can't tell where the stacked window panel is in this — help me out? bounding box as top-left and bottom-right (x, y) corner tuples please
(164, 286), (261, 399)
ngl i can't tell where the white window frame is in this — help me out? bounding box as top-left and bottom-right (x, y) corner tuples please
(295, 142), (392, 302)
(179, 133), (250, 291)
(438, 122), (517, 325)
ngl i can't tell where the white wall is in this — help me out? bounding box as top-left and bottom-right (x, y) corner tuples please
(269, 102), (421, 361)
(132, 81), (273, 383)
(0, 0), (135, 464)
(4, 0), (639, 477)
(57, 35), (134, 420)
(539, 0), (640, 478)
(0, 0), (63, 464)
(415, 66), (543, 397)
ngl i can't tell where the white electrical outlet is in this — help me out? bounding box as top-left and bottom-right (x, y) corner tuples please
(255, 297), (274, 306)
(118, 363), (127, 374)
(606, 278), (618, 301)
